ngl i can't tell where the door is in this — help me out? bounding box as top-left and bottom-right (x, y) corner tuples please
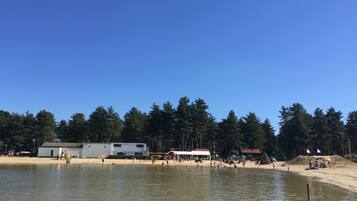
(50, 150), (54, 157)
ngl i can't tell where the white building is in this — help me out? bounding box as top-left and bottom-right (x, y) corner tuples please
(166, 149), (211, 160)
(37, 142), (82, 158)
(112, 143), (147, 156)
(37, 142), (148, 158)
(81, 143), (112, 158)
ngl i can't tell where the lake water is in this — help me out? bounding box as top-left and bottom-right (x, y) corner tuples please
(0, 164), (355, 201)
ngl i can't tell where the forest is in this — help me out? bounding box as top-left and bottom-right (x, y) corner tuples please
(0, 97), (356, 160)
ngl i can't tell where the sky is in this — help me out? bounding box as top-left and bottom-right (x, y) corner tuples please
(1, 1), (357, 131)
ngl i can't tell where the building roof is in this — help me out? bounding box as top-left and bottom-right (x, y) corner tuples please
(40, 142), (82, 148)
(166, 150), (211, 156)
(241, 149), (262, 154)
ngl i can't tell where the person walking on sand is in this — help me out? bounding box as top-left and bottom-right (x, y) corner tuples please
(101, 155), (105, 163)
(66, 154), (71, 164)
(151, 156), (155, 165)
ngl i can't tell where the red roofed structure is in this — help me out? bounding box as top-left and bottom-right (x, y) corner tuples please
(240, 149), (263, 161)
(240, 149), (262, 154)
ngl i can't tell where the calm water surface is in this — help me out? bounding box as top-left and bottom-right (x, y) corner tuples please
(0, 164), (355, 201)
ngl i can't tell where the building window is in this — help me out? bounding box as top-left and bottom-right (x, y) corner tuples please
(136, 144), (144, 148)
(114, 144), (121, 148)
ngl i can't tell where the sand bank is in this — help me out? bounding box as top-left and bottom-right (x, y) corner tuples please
(0, 157), (356, 193)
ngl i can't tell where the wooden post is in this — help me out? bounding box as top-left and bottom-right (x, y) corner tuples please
(306, 183), (311, 201)
(348, 138), (352, 163)
(213, 142), (216, 160)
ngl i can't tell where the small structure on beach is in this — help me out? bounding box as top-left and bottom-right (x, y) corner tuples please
(240, 149), (271, 164)
(37, 142), (82, 158)
(166, 149), (211, 161)
(240, 149), (263, 160)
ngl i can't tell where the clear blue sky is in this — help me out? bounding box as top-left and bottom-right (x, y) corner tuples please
(1, 1), (357, 130)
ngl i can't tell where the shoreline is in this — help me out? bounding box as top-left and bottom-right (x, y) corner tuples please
(1, 157), (356, 193)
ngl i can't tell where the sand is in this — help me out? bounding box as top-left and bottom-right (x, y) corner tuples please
(0, 157), (356, 193)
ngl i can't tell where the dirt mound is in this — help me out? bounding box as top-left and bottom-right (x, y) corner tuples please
(285, 155), (353, 165)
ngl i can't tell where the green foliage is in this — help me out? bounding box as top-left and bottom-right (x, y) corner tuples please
(87, 106), (122, 142)
(278, 104), (312, 159)
(67, 113), (88, 142)
(0, 99), (353, 160)
(205, 114), (218, 152)
(174, 97), (193, 150)
(191, 98), (210, 149)
(241, 112), (265, 150)
(346, 111), (357, 153)
(326, 108), (344, 155)
(311, 108), (330, 154)
(217, 111), (241, 157)
(262, 119), (278, 157)
(56, 120), (68, 142)
(121, 107), (147, 143)
(161, 102), (176, 152)
(146, 103), (163, 152)
(34, 110), (56, 146)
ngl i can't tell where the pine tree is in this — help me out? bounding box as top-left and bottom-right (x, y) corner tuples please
(87, 106), (122, 142)
(146, 103), (163, 152)
(346, 111), (357, 154)
(326, 107), (344, 155)
(311, 108), (330, 154)
(22, 112), (37, 152)
(88, 107), (109, 142)
(241, 113), (265, 150)
(161, 102), (176, 152)
(191, 98), (209, 148)
(262, 119), (278, 157)
(217, 111), (241, 157)
(107, 106), (122, 142)
(205, 114), (218, 152)
(35, 110), (56, 146)
(278, 104), (312, 159)
(56, 120), (68, 142)
(174, 97), (192, 150)
(122, 107), (147, 143)
(67, 113), (88, 142)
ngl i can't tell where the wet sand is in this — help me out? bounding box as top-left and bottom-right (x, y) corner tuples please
(1, 157), (356, 193)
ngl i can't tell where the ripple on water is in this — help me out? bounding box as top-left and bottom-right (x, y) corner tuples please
(0, 165), (355, 201)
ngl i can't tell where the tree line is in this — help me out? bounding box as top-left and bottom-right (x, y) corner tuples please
(0, 97), (356, 159)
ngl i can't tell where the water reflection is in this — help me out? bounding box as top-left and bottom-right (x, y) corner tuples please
(0, 165), (355, 201)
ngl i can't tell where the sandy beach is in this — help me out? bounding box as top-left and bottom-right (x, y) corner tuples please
(0, 157), (356, 193)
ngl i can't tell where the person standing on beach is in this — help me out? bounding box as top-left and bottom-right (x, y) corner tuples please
(101, 155), (105, 163)
(151, 156), (155, 165)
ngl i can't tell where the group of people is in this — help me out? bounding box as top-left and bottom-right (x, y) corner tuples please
(308, 158), (336, 170)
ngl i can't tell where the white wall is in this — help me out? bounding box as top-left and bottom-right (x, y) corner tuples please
(62, 148), (82, 158)
(112, 143), (147, 156)
(82, 143), (112, 158)
(37, 147), (62, 158)
(38, 147), (82, 158)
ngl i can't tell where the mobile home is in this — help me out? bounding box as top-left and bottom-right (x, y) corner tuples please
(37, 142), (148, 158)
(112, 143), (147, 156)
